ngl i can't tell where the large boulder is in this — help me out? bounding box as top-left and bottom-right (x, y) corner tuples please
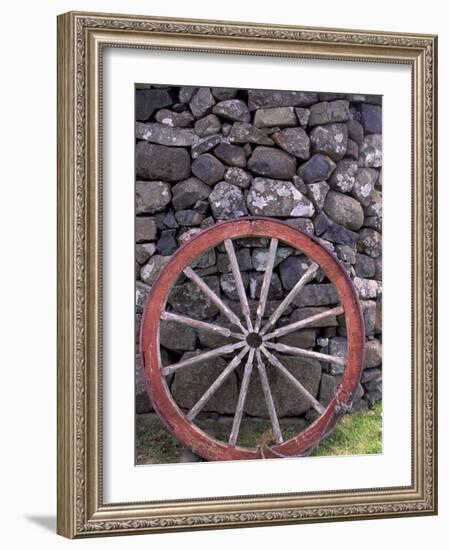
(247, 178), (315, 217)
(324, 190), (364, 230)
(248, 146), (297, 179)
(136, 141), (190, 182)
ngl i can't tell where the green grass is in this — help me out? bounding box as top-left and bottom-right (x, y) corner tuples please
(311, 402), (382, 457)
(136, 403), (382, 464)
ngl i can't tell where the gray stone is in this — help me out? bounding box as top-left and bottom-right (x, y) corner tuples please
(277, 328), (317, 349)
(191, 134), (223, 158)
(363, 215), (382, 232)
(136, 243), (156, 265)
(135, 181), (171, 214)
(136, 122), (199, 146)
(320, 374), (362, 407)
(346, 139), (359, 160)
(308, 100), (350, 126)
(214, 142), (247, 167)
(292, 175), (308, 194)
(212, 99), (250, 122)
(347, 119), (364, 146)
(251, 246), (292, 271)
(168, 276), (220, 319)
(364, 339), (382, 369)
(191, 248), (217, 270)
(223, 167), (253, 188)
(135, 216), (157, 242)
(136, 141), (191, 182)
(307, 181), (330, 210)
(361, 367), (382, 383)
(220, 272), (249, 300)
(217, 248), (252, 273)
(136, 88), (173, 121)
(328, 159), (358, 193)
(247, 177), (314, 217)
(192, 200), (210, 214)
(135, 353), (152, 413)
(355, 253), (376, 278)
(209, 182), (248, 220)
(352, 168), (378, 206)
(279, 256), (315, 290)
(176, 226), (199, 245)
(189, 87), (215, 118)
(324, 190), (364, 230)
(248, 147), (297, 179)
(191, 153), (225, 185)
(211, 87), (238, 101)
(197, 317), (235, 348)
(156, 229), (177, 256)
(353, 277), (380, 300)
(248, 89), (318, 110)
(174, 210), (204, 226)
(172, 177), (211, 210)
(364, 189), (382, 218)
(347, 93), (382, 105)
(298, 154), (336, 184)
(155, 108), (194, 127)
(136, 281), (151, 312)
(229, 122), (274, 145)
(162, 211), (179, 229)
(285, 217), (315, 235)
(328, 337), (347, 375)
(194, 114), (221, 137)
(335, 244), (356, 264)
(374, 257), (382, 281)
(359, 134), (382, 167)
(290, 306), (339, 328)
(361, 104), (382, 134)
(375, 299), (382, 334)
(253, 106), (297, 128)
(310, 123), (348, 161)
(272, 127), (310, 159)
(159, 320), (197, 351)
(178, 86), (197, 104)
(357, 228), (382, 257)
(140, 255), (170, 285)
(253, 272), (283, 300)
(171, 354), (238, 414)
(293, 284), (339, 307)
(245, 355), (322, 417)
(295, 107), (311, 128)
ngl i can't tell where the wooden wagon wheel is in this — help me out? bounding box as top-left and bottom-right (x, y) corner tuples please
(140, 217), (365, 461)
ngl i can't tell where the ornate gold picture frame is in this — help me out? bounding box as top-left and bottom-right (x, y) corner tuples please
(57, 11), (437, 538)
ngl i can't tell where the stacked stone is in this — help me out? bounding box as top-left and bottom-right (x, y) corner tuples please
(135, 85), (382, 425)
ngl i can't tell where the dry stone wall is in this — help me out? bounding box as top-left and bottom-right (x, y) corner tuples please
(135, 85), (382, 430)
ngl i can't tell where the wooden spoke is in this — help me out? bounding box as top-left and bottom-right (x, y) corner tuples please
(255, 350), (283, 444)
(260, 262), (319, 336)
(187, 347), (250, 421)
(183, 266), (247, 334)
(224, 239), (253, 331)
(229, 348), (255, 446)
(161, 311), (244, 340)
(254, 238), (278, 332)
(162, 341), (246, 376)
(263, 305), (344, 341)
(260, 347), (325, 414)
(264, 341), (345, 367)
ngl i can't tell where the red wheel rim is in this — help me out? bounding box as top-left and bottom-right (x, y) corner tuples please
(141, 217), (365, 461)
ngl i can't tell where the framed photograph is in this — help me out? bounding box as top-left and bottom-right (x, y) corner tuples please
(57, 11), (438, 538)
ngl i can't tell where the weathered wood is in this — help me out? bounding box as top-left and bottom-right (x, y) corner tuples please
(254, 238), (278, 332)
(264, 341), (345, 367)
(263, 305), (344, 341)
(187, 346), (250, 420)
(183, 266), (247, 333)
(224, 239), (253, 331)
(260, 262), (319, 335)
(255, 350), (283, 444)
(229, 348), (255, 446)
(260, 346), (325, 414)
(161, 311), (244, 340)
(162, 340), (246, 375)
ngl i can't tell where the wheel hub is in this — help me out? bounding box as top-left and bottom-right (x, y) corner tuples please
(246, 332), (262, 348)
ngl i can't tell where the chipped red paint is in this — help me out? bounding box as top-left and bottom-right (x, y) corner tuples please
(140, 217), (365, 461)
